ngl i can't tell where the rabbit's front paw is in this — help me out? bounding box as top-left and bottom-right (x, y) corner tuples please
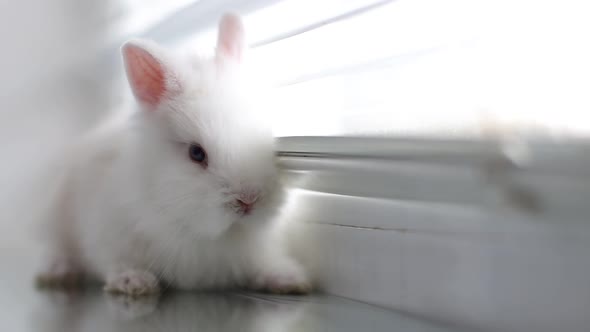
(253, 261), (312, 295)
(104, 269), (160, 296)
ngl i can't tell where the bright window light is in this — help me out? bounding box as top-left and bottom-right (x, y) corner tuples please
(170, 0), (590, 138)
(112, 0), (197, 39)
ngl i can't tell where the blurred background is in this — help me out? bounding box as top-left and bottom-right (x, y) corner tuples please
(5, 0), (590, 232)
(1, 0), (590, 331)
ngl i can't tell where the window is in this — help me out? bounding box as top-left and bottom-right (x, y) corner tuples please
(118, 0), (590, 139)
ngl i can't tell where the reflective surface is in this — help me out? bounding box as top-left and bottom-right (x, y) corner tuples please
(26, 289), (465, 332)
(1, 250), (463, 332)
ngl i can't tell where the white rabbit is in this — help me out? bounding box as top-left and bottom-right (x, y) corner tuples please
(35, 13), (311, 295)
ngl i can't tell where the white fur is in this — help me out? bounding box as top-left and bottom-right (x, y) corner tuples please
(38, 14), (310, 294)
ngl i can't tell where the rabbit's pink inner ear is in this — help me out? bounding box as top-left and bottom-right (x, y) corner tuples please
(216, 13), (245, 62)
(122, 44), (167, 107)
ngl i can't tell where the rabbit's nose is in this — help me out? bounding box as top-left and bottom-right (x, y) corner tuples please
(238, 195), (258, 205)
(236, 199), (254, 214)
(237, 190), (260, 205)
(234, 189), (260, 215)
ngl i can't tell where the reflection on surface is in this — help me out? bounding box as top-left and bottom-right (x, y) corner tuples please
(30, 289), (462, 332)
(32, 291), (305, 332)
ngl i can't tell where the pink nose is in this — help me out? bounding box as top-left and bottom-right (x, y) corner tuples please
(237, 199), (253, 214)
(237, 191), (260, 205)
(235, 191), (260, 214)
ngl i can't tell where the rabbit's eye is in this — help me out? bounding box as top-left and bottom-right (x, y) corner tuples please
(189, 144), (208, 167)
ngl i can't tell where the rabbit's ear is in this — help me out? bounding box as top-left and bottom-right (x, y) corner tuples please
(122, 40), (179, 108)
(216, 13), (245, 63)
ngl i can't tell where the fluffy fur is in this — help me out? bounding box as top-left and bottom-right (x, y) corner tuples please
(36, 13), (310, 295)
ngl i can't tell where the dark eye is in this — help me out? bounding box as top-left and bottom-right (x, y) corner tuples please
(189, 144), (208, 166)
